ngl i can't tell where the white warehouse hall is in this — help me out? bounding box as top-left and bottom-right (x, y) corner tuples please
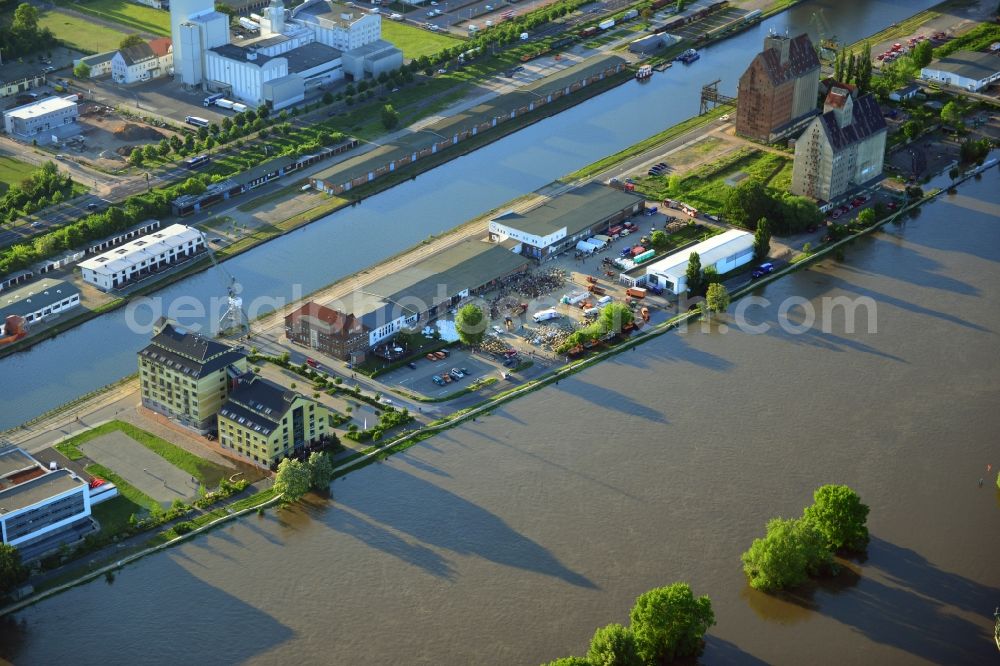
(643, 229), (755, 295)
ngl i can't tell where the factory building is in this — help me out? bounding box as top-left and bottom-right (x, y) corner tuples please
(171, 0), (400, 107)
(2, 95), (80, 145)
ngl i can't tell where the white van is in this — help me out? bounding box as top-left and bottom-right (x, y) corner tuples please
(532, 309), (560, 323)
(597, 295), (612, 306)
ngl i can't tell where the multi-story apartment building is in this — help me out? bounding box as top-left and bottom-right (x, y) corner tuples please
(284, 301), (370, 361)
(790, 87), (887, 202)
(217, 373), (333, 467)
(138, 318), (248, 432)
(736, 33), (820, 143)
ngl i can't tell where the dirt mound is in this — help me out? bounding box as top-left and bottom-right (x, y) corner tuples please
(108, 121), (166, 142)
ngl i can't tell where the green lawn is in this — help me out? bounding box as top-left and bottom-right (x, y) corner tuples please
(0, 154), (37, 194)
(39, 9), (130, 54)
(55, 0), (170, 37)
(56, 420), (230, 487)
(91, 494), (147, 533)
(85, 462), (159, 513)
(381, 21), (462, 60)
(635, 149), (793, 215)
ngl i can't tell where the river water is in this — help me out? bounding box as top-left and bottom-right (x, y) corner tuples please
(2, 164), (999, 664)
(0, 0), (944, 430)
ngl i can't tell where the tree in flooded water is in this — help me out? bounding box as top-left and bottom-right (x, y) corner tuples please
(803, 484), (870, 553)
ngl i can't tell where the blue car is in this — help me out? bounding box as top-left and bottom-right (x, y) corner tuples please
(751, 262), (775, 279)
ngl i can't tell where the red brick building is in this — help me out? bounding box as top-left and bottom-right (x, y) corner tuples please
(284, 302), (370, 362)
(736, 34), (821, 143)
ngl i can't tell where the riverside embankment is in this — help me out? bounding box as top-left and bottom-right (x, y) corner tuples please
(2, 161), (998, 666)
(0, 0), (944, 430)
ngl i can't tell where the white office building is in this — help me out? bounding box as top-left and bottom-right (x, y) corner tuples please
(79, 224), (206, 291)
(644, 229), (754, 295)
(0, 447), (93, 558)
(3, 96), (80, 144)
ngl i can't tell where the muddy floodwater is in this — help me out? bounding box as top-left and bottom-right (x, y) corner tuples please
(3, 181), (1000, 663)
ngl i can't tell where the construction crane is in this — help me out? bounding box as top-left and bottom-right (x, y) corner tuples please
(201, 233), (250, 339)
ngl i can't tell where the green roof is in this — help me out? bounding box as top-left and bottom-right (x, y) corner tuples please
(0, 278), (79, 321)
(313, 54), (626, 188)
(491, 182), (644, 237)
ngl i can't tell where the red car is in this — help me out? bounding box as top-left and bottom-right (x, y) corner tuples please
(887, 202), (898, 210)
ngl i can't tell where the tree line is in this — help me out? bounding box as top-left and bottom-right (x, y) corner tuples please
(2, 161), (76, 224)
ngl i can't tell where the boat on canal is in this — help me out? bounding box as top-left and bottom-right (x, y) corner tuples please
(635, 65), (653, 80)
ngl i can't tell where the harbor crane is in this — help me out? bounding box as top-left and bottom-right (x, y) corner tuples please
(200, 233), (250, 339)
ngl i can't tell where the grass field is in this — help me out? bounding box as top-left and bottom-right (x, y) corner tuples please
(55, 0), (170, 36)
(39, 9), (130, 54)
(380, 21), (462, 60)
(0, 154), (38, 194)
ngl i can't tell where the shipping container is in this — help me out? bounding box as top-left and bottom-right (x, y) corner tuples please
(598, 18), (615, 30)
(633, 250), (656, 264)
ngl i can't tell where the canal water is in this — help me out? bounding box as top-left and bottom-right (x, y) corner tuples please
(2, 162), (998, 663)
(0, 0), (943, 430)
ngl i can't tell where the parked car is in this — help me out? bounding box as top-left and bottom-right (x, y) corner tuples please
(503, 357), (516, 367)
(426, 353), (437, 361)
(407, 361), (418, 370)
(460, 367), (469, 375)
(450, 368), (464, 380)
(752, 262), (775, 279)
(432, 375), (446, 386)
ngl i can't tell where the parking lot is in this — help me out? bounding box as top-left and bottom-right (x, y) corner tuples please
(380, 347), (502, 399)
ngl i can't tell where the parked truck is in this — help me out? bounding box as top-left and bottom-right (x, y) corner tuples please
(587, 284), (606, 296)
(231, 102), (249, 113)
(532, 309), (560, 322)
(215, 98), (235, 110)
(626, 287), (647, 299)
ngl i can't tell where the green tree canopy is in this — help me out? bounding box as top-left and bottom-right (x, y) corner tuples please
(599, 302), (633, 334)
(911, 40), (934, 68)
(902, 120), (922, 141)
(381, 104), (400, 130)
(724, 178), (772, 229)
(753, 217), (771, 261)
(649, 229), (668, 251)
(455, 303), (486, 346)
(802, 484), (870, 552)
(0, 543), (28, 598)
(73, 61), (91, 79)
(128, 147), (144, 166)
(119, 34), (146, 50)
(940, 101), (963, 126)
(856, 208), (876, 227)
(685, 251), (703, 296)
(11, 3), (38, 33)
(308, 451), (335, 490)
(541, 658), (590, 666)
(629, 583), (716, 663)
(705, 283), (730, 314)
(274, 458), (311, 501)
(587, 623), (641, 666)
(741, 517), (833, 591)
